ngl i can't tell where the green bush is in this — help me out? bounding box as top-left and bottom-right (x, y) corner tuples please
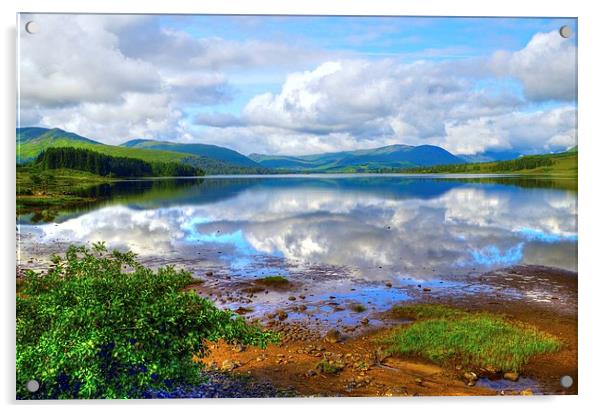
(16, 243), (277, 399)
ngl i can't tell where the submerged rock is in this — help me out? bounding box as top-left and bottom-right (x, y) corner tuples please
(324, 329), (342, 344)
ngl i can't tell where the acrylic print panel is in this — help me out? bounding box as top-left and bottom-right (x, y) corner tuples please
(16, 13), (577, 399)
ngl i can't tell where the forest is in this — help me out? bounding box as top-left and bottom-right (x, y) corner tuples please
(35, 147), (203, 177)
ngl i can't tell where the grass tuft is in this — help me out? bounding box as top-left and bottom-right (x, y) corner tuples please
(384, 304), (561, 372)
(255, 276), (290, 287)
(350, 303), (367, 313)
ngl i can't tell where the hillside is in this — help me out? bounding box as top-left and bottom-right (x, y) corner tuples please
(401, 151), (577, 176)
(16, 127), (269, 175)
(17, 128), (193, 164)
(121, 139), (262, 168)
(249, 144), (465, 172)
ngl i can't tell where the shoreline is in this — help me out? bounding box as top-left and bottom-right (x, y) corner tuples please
(18, 254), (575, 397)
(187, 265), (577, 397)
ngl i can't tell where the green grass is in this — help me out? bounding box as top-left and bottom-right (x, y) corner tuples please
(349, 303), (367, 313)
(255, 276), (290, 287)
(315, 358), (344, 374)
(16, 167), (114, 222)
(384, 304), (561, 372)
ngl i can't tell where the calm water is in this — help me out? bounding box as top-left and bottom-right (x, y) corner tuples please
(18, 174), (577, 281)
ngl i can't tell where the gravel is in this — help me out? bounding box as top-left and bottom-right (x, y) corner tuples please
(141, 371), (296, 399)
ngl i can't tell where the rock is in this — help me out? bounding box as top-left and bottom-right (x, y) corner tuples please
(298, 304), (307, 312)
(277, 310), (288, 321)
(385, 282), (393, 288)
(415, 378), (423, 386)
(520, 389), (534, 396)
(305, 369), (317, 377)
(464, 372), (478, 383)
(422, 288), (432, 292)
(299, 295), (306, 299)
(361, 318), (369, 325)
(324, 329), (342, 344)
(221, 360), (240, 371)
(503, 372), (520, 381)
(205, 271), (214, 276)
(288, 296), (296, 301)
(231, 344), (245, 353)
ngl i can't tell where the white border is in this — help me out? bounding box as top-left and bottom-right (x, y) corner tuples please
(2, 1), (601, 412)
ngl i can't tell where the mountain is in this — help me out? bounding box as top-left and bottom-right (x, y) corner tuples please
(16, 127), (269, 175)
(249, 144), (465, 172)
(459, 150), (523, 163)
(121, 139), (262, 168)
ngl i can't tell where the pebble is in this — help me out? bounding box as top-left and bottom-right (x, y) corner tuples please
(324, 329), (342, 344)
(141, 371), (295, 398)
(503, 372), (520, 381)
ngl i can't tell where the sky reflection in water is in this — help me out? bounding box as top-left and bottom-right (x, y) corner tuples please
(19, 176), (577, 281)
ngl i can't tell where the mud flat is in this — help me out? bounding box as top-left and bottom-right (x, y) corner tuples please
(189, 265), (577, 397)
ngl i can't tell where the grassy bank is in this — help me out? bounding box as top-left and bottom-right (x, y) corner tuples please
(384, 304), (561, 372)
(17, 166), (114, 221)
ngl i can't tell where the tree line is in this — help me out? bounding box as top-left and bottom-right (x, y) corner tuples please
(35, 147), (203, 177)
(398, 154), (555, 174)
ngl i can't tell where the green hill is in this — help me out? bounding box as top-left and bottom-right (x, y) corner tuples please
(249, 144), (465, 172)
(17, 128), (193, 164)
(121, 139), (262, 168)
(16, 127), (270, 175)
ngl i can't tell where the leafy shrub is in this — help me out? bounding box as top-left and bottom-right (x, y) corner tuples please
(16, 243), (277, 399)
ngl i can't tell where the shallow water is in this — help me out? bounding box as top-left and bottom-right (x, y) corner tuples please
(18, 174), (578, 282)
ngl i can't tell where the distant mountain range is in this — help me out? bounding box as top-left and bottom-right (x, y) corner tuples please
(249, 144), (465, 172)
(18, 126), (560, 175)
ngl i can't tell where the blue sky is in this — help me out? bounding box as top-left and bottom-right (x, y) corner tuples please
(19, 14), (577, 156)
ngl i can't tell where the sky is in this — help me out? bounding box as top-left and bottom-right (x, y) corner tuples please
(18, 14), (577, 156)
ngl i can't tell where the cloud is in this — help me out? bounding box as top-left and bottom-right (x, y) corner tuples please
(18, 15), (577, 156)
(442, 107), (577, 155)
(491, 30), (577, 101)
(19, 14), (161, 108)
(195, 56), (571, 156)
(38, 93), (183, 145)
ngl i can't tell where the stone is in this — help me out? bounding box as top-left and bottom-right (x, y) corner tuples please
(422, 288), (432, 292)
(504, 372), (520, 382)
(205, 271), (214, 276)
(464, 372), (478, 383)
(324, 329), (342, 344)
(277, 310), (288, 321)
(221, 360), (240, 371)
(305, 369), (317, 377)
(385, 282), (393, 288)
(288, 296), (296, 301)
(520, 389), (534, 396)
(232, 344), (245, 353)
(361, 318), (369, 325)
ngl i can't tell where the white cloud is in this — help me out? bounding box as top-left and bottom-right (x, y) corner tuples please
(491, 30), (577, 101)
(18, 15), (578, 156)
